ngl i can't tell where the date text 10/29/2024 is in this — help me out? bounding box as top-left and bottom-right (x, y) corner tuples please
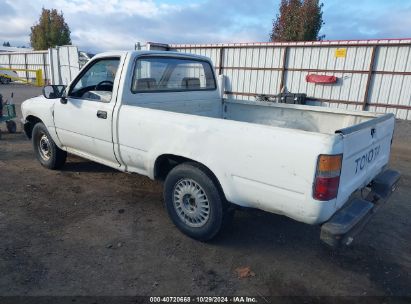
(149, 296), (258, 303)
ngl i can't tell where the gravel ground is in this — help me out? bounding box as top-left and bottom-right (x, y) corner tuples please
(0, 84), (410, 297)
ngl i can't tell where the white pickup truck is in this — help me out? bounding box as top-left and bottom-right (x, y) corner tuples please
(21, 51), (400, 246)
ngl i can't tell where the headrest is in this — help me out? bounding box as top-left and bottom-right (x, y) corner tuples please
(135, 78), (157, 91)
(181, 77), (200, 89)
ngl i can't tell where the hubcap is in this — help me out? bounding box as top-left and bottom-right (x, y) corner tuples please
(38, 134), (51, 161)
(173, 178), (210, 228)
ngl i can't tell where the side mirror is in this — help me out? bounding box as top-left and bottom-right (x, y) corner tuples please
(43, 85), (66, 99)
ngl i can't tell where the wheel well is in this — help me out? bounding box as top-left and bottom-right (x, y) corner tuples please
(154, 154), (227, 200)
(154, 154), (185, 181)
(24, 115), (43, 139)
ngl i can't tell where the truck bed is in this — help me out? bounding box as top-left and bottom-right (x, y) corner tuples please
(223, 99), (382, 135)
(136, 97), (382, 135)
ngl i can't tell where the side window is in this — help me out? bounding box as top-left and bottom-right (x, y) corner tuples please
(131, 57), (216, 93)
(69, 58), (120, 102)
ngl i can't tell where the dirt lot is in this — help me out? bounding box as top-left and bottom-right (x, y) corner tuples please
(0, 84), (410, 297)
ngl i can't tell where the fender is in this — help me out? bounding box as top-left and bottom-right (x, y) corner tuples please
(21, 96), (63, 148)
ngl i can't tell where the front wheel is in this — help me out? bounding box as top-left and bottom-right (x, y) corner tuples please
(32, 122), (67, 169)
(164, 163), (227, 241)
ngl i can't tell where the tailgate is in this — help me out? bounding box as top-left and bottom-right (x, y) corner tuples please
(335, 114), (395, 209)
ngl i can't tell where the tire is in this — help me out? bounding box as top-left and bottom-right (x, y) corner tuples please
(0, 76), (10, 84)
(164, 162), (227, 241)
(32, 122), (67, 169)
(6, 120), (16, 133)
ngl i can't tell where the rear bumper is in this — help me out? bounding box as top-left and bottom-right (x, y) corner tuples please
(320, 169), (401, 247)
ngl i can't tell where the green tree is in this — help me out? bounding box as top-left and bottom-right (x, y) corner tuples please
(30, 8), (71, 50)
(2, 41), (11, 47)
(270, 0), (324, 42)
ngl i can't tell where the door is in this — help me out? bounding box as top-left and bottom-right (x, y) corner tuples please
(117, 55), (220, 174)
(54, 57), (121, 167)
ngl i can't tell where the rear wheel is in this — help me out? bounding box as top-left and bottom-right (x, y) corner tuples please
(32, 122), (67, 169)
(164, 162), (227, 241)
(6, 120), (16, 133)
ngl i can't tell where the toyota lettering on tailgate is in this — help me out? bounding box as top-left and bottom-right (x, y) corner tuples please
(355, 145), (381, 174)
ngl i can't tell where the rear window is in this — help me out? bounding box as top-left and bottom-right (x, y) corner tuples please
(131, 56), (216, 93)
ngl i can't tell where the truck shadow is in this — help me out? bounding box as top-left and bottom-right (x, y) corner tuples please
(213, 208), (411, 296)
(0, 131), (24, 140)
(62, 158), (119, 173)
(215, 208), (320, 248)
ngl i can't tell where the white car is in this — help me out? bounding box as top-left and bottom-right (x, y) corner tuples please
(20, 51), (400, 246)
(0, 66), (18, 84)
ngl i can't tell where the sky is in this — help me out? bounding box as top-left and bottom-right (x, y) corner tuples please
(0, 0), (411, 53)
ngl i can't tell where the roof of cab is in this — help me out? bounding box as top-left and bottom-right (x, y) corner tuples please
(93, 50), (211, 62)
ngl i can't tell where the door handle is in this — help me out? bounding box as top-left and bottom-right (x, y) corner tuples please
(97, 110), (107, 119)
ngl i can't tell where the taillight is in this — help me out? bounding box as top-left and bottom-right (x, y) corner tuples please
(313, 154), (342, 201)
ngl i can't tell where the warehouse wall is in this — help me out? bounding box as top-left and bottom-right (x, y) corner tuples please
(0, 50), (49, 83)
(2, 41), (410, 120)
(0, 45), (80, 86)
(150, 39), (411, 120)
(48, 46), (80, 85)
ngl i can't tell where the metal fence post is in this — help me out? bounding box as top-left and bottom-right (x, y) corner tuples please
(279, 46), (288, 93)
(42, 52), (47, 84)
(24, 53), (29, 82)
(362, 45), (377, 111)
(218, 47), (225, 75)
(67, 46), (72, 81)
